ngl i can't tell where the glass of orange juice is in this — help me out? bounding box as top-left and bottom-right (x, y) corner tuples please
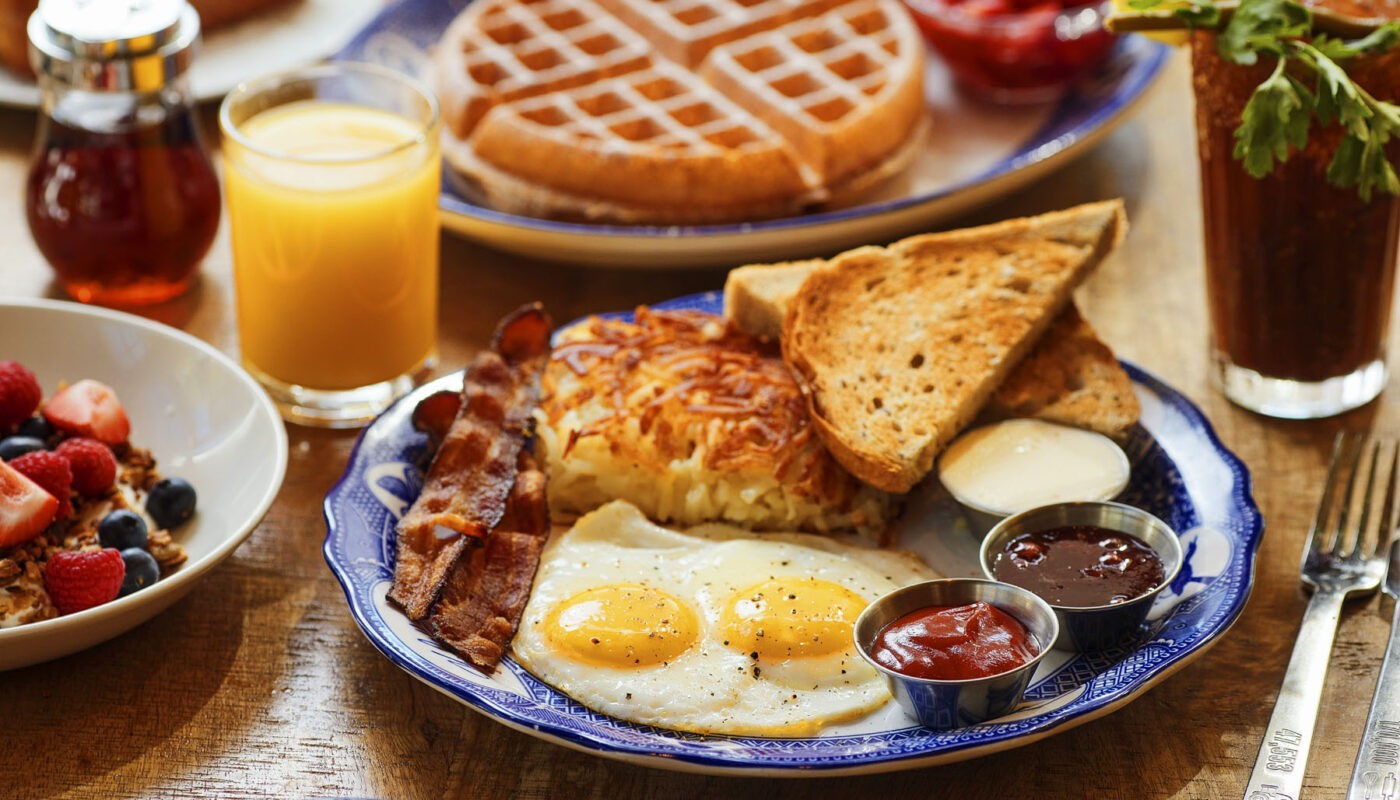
(219, 62), (440, 427)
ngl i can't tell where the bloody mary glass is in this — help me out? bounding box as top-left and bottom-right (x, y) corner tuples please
(1192, 26), (1400, 418)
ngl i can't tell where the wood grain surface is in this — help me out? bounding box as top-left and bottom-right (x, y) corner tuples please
(3, 48), (1398, 799)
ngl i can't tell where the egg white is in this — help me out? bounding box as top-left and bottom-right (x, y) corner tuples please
(510, 500), (937, 737)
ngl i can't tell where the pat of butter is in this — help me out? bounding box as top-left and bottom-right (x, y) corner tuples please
(937, 419), (1130, 516)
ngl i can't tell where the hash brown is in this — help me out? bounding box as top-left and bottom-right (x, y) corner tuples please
(535, 307), (894, 534)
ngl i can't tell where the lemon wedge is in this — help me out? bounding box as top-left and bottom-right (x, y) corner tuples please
(1108, 0), (1192, 45)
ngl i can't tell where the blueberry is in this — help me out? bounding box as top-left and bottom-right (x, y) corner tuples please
(15, 417), (53, 440)
(146, 477), (196, 530)
(118, 548), (160, 596)
(0, 436), (45, 461)
(98, 509), (149, 550)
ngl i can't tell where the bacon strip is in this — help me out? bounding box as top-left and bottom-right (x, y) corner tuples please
(428, 462), (549, 672)
(388, 304), (551, 620)
(410, 389), (461, 445)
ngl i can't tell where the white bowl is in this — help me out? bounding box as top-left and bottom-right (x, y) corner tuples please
(0, 298), (287, 670)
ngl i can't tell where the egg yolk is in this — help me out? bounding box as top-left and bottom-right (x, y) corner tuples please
(721, 578), (867, 661)
(543, 584), (699, 668)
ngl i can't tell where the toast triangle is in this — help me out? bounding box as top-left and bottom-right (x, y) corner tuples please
(724, 265), (1140, 441)
(780, 200), (1128, 493)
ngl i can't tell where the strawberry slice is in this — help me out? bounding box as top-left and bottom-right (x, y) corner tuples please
(42, 379), (131, 444)
(0, 460), (59, 547)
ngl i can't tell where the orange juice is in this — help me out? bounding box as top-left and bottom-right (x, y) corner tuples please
(224, 100), (439, 392)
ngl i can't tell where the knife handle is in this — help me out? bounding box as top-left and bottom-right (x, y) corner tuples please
(1348, 600), (1400, 800)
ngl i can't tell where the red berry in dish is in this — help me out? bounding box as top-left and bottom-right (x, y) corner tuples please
(43, 548), (126, 615)
(56, 436), (117, 496)
(9, 450), (72, 519)
(0, 360), (42, 430)
(0, 459), (59, 547)
(904, 0), (1115, 102)
(43, 379), (131, 444)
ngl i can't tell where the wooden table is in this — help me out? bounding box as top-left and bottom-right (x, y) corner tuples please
(2, 47), (1396, 799)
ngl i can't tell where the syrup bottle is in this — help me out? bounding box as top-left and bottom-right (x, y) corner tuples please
(25, 0), (220, 306)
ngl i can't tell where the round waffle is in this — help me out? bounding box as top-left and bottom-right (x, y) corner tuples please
(435, 0), (925, 224)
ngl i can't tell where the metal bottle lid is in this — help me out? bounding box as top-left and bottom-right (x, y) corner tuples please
(28, 0), (200, 92)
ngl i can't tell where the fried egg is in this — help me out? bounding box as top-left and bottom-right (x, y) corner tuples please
(510, 500), (937, 737)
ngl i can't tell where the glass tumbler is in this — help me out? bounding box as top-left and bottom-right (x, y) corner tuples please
(220, 62), (441, 428)
(1192, 32), (1400, 419)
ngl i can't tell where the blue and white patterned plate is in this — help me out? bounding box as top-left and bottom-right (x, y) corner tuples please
(334, 0), (1171, 267)
(324, 292), (1262, 776)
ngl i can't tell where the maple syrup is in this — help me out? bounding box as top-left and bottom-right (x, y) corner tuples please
(27, 110), (220, 306)
(25, 0), (218, 306)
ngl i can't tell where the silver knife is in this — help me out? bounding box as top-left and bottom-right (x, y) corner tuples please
(1348, 537), (1400, 800)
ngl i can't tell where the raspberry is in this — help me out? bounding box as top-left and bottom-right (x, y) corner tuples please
(0, 361), (42, 430)
(56, 437), (117, 496)
(10, 450), (72, 519)
(43, 548), (125, 615)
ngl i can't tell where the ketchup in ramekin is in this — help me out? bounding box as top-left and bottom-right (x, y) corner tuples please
(853, 579), (1058, 729)
(870, 601), (1039, 680)
(903, 0), (1116, 103)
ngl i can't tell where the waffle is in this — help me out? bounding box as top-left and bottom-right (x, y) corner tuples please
(435, 0), (925, 224)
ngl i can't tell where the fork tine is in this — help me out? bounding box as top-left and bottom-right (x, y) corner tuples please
(1346, 438), (1382, 560)
(1377, 440), (1400, 559)
(1314, 432), (1358, 556)
(1338, 434), (1367, 554)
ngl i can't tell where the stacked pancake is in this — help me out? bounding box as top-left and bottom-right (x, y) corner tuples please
(434, 0), (926, 223)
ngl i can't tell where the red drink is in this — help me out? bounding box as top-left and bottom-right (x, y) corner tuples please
(26, 113), (221, 306)
(1192, 24), (1400, 416)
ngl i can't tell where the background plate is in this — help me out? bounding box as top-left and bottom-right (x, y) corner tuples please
(323, 292), (1262, 776)
(0, 0), (383, 107)
(0, 299), (288, 670)
(336, 0), (1170, 267)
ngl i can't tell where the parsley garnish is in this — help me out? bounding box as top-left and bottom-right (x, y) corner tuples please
(1117, 0), (1400, 199)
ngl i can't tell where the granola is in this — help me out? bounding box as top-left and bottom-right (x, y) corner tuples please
(0, 446), (188, 628)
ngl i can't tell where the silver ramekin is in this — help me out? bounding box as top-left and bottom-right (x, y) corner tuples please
(853, 578), (1058, 731)
(979, 501), (1183, 651)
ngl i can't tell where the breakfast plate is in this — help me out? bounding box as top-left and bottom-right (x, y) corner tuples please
(0, 0), (383, 108)
(0, 299), (288, 670)
(324, 292), (1262, 775)
(334, 0), (1171, 267)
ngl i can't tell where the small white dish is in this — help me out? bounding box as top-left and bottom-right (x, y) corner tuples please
(938, 418), (1131, 534)
(0, 299), (288, 670)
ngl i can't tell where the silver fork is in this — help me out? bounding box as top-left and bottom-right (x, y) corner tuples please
(1347, 450), (1400, 800)
(1244, 432), (1396, 800)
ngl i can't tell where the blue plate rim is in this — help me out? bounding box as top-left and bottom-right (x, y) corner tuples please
(333, 0), (1172, 240)
(323, 293), (1263, 775)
